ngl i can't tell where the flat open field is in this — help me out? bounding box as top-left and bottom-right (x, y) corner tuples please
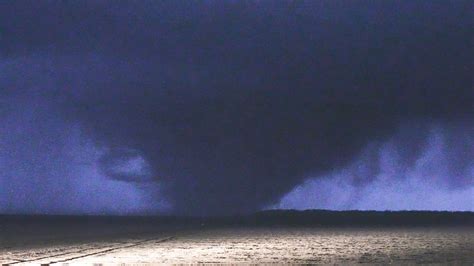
(1, 224), (473, 265)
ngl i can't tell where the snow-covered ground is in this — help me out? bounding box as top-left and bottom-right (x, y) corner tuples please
(1, 226), (473, 264)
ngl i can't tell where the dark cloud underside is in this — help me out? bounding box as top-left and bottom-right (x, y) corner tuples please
(0, 1), (472, 214)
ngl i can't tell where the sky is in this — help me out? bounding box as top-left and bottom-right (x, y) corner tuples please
(0, 1), (472, 215)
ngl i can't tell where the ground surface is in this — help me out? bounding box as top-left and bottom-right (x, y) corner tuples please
(1, 226), (473, 265)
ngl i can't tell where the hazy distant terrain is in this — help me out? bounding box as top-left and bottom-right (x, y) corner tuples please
(1, 211), (473, 264)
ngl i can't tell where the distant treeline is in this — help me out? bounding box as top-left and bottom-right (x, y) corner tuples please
(1, 210), (473, 227)
(247, 210), (474, 227)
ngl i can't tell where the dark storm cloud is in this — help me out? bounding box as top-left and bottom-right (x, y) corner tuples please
(98, 148), (153, 183)
(273, 122), (474, 211)
(0, 1), (472, 214)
